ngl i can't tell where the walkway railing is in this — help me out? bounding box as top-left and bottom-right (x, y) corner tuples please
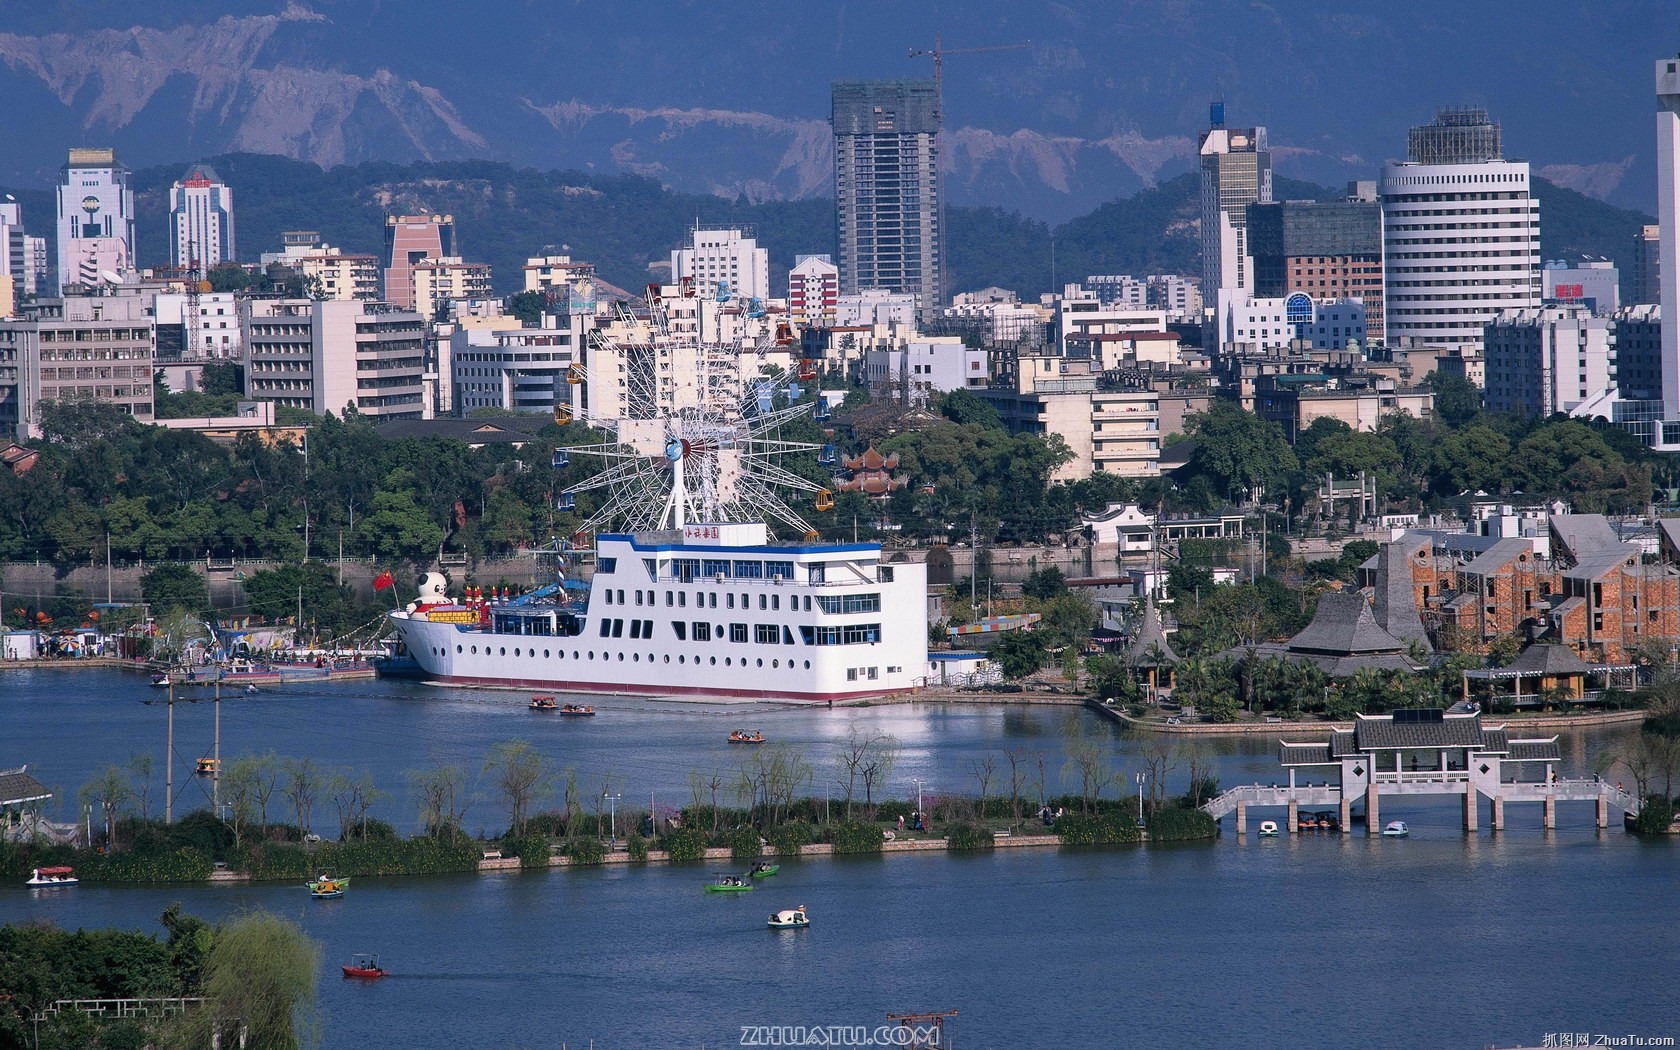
(43, 997), (205, 1020)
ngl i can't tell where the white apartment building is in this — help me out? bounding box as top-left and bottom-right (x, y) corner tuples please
(0, 294), (155, 440)
(1541, 258), (1619, 316)
(671, 227), (769, 302)
(450, 315), (587, 417)
(56, 148), (136, 291)
(153, 291), (243, 359)
(1216, 291), (1367, 353)
(863, 334), (987, 403)
(1199, 109), (1271, 297)
(1381, 108), (1541, 350)
(411, 257), (494, 321)
(982, 356), (1165, 481)
(1056, 286), (1168, 355)
(1482, 305), (1615, 417)
(788, 255), (839, 327)
(835, 290), (919, 327)
(0, 200), (48, 300)
(262, 234), (380, 301)
(242, 298), (426, 419)
(167, 165), (234, 271)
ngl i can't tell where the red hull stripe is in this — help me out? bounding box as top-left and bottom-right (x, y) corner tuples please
(426, 673), (892, 703)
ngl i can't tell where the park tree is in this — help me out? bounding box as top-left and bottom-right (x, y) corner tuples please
(78, 764), (132, 848)
(990, 630), (1045, 679)
(178, 911), (320, 1050)
(408, 762), (471, 841)
(142, 564), (211, 618)
(485, 739), (553, 837)
(1426, 370), (1483, 427)
(1184, 400), (1297, 503)
(1021, 566), (1067, 600)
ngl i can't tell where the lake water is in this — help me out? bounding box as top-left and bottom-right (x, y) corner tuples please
(5, 668), (1677, 1049)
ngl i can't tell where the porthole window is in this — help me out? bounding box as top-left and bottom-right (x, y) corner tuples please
(471, 645), (478, 654)
(456, 645), (463, 654)
(664, 655), (670, 663)
(772, 659), (779, 668)
(514, 648), (520, 657)
(588, 651), (595, 660)
(633, 653), (640, 662)
(756, 658), (763, 667)
(803, 660), (810, 669)
(710, 657), (717, 665)
(617, 653), (624, 661)
(725, 657), (732, 667)
(499, 647), (506, 656)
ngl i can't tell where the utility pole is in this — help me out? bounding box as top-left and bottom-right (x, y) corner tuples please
(603, 792), (621, 845)
(297, 585), (304, 646)
(165, 680), (175, 825)
(212, 674), (222, 814)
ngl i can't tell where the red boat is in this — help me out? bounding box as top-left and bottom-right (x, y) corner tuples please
(341, 953), (387, 979)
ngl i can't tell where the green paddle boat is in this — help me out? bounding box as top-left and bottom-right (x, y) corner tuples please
(749, 862), (779, 879)
(704, 874), (755, 893)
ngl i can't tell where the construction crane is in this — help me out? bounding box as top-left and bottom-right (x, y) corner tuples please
(907, 37), (1032, 125)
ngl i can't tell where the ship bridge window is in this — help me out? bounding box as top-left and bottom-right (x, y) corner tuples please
(808, 563), (827, 584)
(878, 566), (895, 583)
(641, 558), (656, 580)
(599, 558), (617, 573)
(674, 558), (701, 582)
(734, 560), (764, 579)
(817, 593), (881, 614)
(703, 559), (730, 577)
(767, 561), (793, 579)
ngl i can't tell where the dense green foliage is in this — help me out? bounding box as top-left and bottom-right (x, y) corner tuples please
(1145, 806), (1219, 841)
(828, 820), (886, 855)
(659, 826), (710, 863)
(942, 822), (996, 851)
(1052, 812), (1144, 846)
(235, 837), (481, 881)
(726, 825), (765, 862)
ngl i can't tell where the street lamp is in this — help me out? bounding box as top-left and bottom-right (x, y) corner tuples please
(1135, 772), (1146, 826)
(603, 792), (621, 845)
(912, 778), (924, 821)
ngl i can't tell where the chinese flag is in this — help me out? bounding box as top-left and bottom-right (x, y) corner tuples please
(373, 571), (395, 591)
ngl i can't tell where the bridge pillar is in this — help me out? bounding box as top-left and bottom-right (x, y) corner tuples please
(1543, 794), (1556, 830)
(1235, 801), (1247, 835)
(1338, 795), (1351, 833)
(1596, 795), (1608, 829)
(1491, 796), (1504, 831)
(1366, 783), (1380, 836)
(1287, 799), (1298, 835)
(1463, 787), (1478, 832)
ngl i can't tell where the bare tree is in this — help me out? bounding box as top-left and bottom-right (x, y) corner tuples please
(282, 757), (322, 837)
(1063, 740), (1116, 814)
(1183, 744), (1218, 808)
(407, 762), (469, 840)
(329, 770), (383, 842)
(127, 753), (154, 822)
(78, 765), (131, 848)
(251, 752), (281, 837)
(835, 725), (897, 819)
(222, 756), (259, 849)
(484, 740), (553, 838)
(969, 754), (996, 813)
(1002, 747), (1027, 828)
(858, 734), (901, 815)
(1032, 751), (1048, 809)
(1141, 737), (1181, 810)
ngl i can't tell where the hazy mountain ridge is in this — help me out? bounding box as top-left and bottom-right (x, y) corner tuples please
(0, 1), (1668, 219)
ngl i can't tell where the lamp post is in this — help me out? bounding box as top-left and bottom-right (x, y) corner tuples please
(1135, 772), (1146, 826)
(603, 792), (621, 845)
(912, 778), (924, 821)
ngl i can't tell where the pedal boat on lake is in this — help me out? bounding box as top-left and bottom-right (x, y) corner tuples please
(309, 874), (349, 898)
(1257, 820), (1279, 837)
(26, 866), (78, 888)
(342, 953), (387, 979)
(749, 862), (779, 879)
(705, 874), (755, 892)
(729, 730), (765, 744)
(529, 695), (559, 710)
(1382, 821), (1410, 837)
(559, 703), (595, 715)
(768, 905), (809, 929)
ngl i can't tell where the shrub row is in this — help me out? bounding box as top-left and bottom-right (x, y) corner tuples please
(1053, 813), (1144, 846)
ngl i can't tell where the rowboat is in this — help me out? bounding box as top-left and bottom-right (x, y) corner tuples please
(342, 953), (387, 979)
(704, 874), (755, 893)
(530, 695), (558, 710)
(559, 703), (595, 716)
(749, 862), (779, 879)
(728, 730), (765, 744)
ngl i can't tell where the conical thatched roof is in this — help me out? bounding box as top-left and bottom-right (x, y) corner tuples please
(1125, 598), (1178, 666)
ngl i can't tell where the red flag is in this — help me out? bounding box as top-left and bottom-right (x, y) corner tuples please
(373, 571), (395, 591)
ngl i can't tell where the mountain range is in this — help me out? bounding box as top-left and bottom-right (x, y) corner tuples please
(0, 1), (1674, 221)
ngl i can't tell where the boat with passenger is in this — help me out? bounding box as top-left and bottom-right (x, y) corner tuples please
(1257, 820), (1279, 837)
(729, 730), (765, 744)
(25, 866), (77, 888)
(1382, 821), (1410, 838)
(342, 953), (388, 979)
(749, 861), (779, 878)
(559, 703), (595, 716)
(309, 874), (348, 898)
(530, 695), (559, 710)
(705, 874), (755, 893)
(768, 905), (809, 929)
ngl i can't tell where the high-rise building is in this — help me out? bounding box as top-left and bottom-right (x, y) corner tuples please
(1659, 57), (1680, 425)
(1540, 257), (1619, 316)
(1380, 108), (1541, 350)
(1248, 183), (1385, 341)
(1632, 224), (1661, 306)
(411, 257), (494, 321)
(1198, 103), (1271, 299)
(0, 294), (155, 440)
(788, 255), (839, 327)
(0, 198), (45, 301)
(831, 81), (943, 318)
(671, 226), (769, 302)
(55, 148), (136, 291)
(168, 164), (235, 271)
(383, 214), (455, 311)
(242, 298), (427, 419)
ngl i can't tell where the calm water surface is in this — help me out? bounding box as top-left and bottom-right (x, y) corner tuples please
(5, 668), (1676, 1049)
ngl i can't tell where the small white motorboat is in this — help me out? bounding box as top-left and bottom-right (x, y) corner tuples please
(767, 905), (809, 929)
(26, 866), (78, 888)
(1382, 821), (1410, 837)
(1257, 820), (1280, 837)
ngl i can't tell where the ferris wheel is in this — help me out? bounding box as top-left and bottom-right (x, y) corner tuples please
(556, 293), (829, 536)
